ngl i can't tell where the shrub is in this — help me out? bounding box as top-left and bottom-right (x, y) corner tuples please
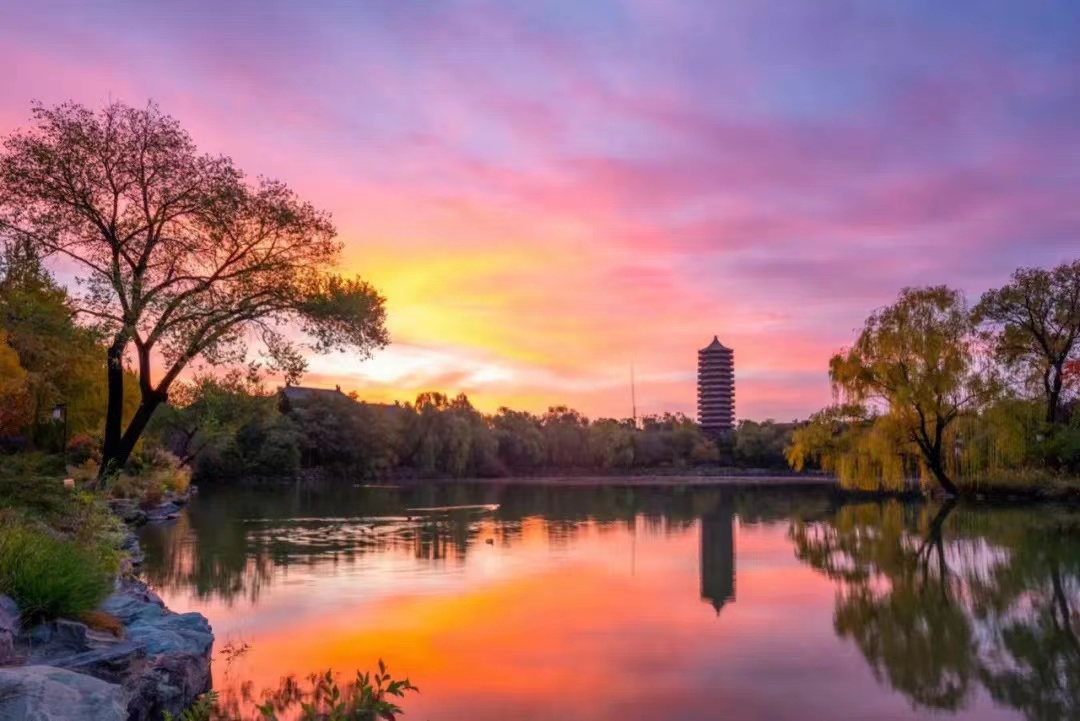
(0, 523), (113, 621)
(109, 448), (191, 502)
(138, 488), (163, 510)
(255, 661), (419, 721)
(163, 691), (218, 721)
(66, 434), (101, 466)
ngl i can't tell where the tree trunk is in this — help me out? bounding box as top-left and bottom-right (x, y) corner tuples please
(927, 459), (958, 496)
(1046, 366), (1063, 425)
(108, 394), (165, 472)
(98, 335), (128, 486)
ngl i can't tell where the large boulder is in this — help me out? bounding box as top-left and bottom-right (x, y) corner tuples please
(100, 582), (214, 719)
(123, 651), (212, 721)
(0, 595), (19, 666)
(101, 583), (213, 658)
(0, 665), (126, 721)
(22, 618), (91, 662)
(50, 642), (145, 684)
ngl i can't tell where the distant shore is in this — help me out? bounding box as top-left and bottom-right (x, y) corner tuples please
(422, 474), (837, 488)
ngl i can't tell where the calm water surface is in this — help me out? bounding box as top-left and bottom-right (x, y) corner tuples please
(138, 483), (1080, 721)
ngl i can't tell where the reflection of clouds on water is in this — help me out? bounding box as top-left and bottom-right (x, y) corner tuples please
(136, 484), (1062, 721)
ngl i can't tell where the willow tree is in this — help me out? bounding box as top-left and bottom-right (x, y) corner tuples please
(974, 261), (1080, 425)
(830, 286), (994, 496)
(0, 101), (388, 478)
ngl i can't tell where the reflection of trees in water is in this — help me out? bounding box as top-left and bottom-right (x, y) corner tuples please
(140, 482), (832, 606)
(791, 501), (1080, 721)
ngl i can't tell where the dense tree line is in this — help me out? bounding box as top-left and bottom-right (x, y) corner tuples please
(788, 261), (1080, 494)
(146, 382), (798, 483)
(0, 232), (797, 483)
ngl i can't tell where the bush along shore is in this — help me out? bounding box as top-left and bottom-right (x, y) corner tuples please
(0, 474), (213, 721)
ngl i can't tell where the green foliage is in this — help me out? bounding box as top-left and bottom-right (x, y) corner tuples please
(796, 261), (1080, 492)
(0, 522), (113, 621)
(734, 419), (795, 469)
(0, 329), (31, 436)
(255, 662), (419, 721)
(974, 260), (1080, 424)
(175, 388), (743, 483)
(150, 373), (300, 482)
(163, 691), (219, 721)
(0, 243), (139, 444)
(0, 100), (388, 472)
(792, 502), (1080, 718)
(288, 392), (398, 477)
(165, 662), (419, 721)
(829, 286), (995, 493)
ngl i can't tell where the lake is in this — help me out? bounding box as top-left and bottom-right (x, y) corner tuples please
(138, 482), (1080, 721)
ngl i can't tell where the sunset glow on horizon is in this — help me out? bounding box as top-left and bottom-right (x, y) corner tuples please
(4, 1), (1079, 420)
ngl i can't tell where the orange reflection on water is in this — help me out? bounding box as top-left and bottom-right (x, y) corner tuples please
(152, 513), (1019, 721)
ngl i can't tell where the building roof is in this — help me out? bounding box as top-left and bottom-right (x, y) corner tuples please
(280, 385), (348, 402)
(700, 335), (731, 352)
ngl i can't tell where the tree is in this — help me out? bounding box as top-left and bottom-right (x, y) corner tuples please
(0, 241), (117, 440)
(148, 369), (272, 467)
(830, 286), (994, 495)
(0, 332), (32, 437)
(0, 101), (388, 479)
(975, 261), (1080, 425)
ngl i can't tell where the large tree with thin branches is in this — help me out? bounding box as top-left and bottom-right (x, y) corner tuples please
(830, 286), (996, 496)
(974, 261), (1080, 425)
(0, 101), (388, 478)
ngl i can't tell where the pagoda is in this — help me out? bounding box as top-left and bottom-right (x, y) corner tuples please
(697, 336), (735, 436)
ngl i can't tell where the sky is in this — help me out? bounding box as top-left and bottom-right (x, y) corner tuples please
(2, 0), (1079, 421)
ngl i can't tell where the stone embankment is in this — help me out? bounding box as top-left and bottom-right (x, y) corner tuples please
(0, 489), (214, 721)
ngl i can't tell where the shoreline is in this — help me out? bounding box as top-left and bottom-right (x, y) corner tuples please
(0, 488), (214, 721)
(421, 473), (837, 488)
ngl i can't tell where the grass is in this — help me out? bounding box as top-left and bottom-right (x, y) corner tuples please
(79, 609), (125, 637)
(0, 453), (77, 521)
(0, 522), (114, 621)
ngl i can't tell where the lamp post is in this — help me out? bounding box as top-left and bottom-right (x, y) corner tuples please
(52, 403), (67, 466)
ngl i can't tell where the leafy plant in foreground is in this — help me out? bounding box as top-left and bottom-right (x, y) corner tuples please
(256, 661), (419, 721)
(163, 691), (219, 721)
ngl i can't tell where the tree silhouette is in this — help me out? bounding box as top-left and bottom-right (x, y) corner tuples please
(0, 101), (388, 476)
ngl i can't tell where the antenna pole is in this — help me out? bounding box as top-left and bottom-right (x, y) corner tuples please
(631, 363), (637, 427)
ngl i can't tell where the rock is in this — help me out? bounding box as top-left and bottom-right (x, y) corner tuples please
(23, 619), (90, 660)
(123, 652), (212, 721)
(120, 532), (145, 566)
(99, 581), (213, 718)
(145, 502), (181, 523)
(108, 499), (147, 527)
(126, 612), (213, 658)
(8, 582), (213, 720)
(0, 595), (19, 666)
(100, 584), (166, 626)
(101, 584), (214, 658)
(50, 642), (145, 684)
(0, 665), (126, 721)
(164, 492), (188, 507)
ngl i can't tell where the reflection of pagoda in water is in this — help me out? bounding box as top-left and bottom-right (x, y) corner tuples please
(700, 497), (736, 615)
